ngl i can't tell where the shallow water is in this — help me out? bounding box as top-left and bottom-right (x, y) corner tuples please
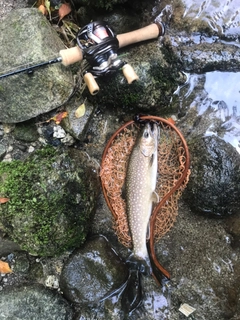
(182, 0), (240, 37)
(175, 71), (240, 153)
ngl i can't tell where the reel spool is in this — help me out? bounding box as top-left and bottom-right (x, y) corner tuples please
(76, 21), (138, 94)
(100, 115), (191, 279)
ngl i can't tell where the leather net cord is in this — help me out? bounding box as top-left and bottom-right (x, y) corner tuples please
(100, 115), (190, 279)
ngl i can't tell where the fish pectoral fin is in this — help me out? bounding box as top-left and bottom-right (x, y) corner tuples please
(151, 191), (159, 203)
(149, 153), (156, 167)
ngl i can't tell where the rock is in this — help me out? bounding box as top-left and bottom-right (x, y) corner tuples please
(0, 8), (74, 123)
(174, 41), (240, 73)
(0, 143), (7, 160)
(0, 284), (73, 319)
(183, 134), (240, 217)
(62, 98), (95, 140)
(0, 146), (100, 256)
(0, 239), (21, 256)
(224, 214), (240, 249)
(60, 235), (128, 306)
(60, 133), (75, 146)
(13, 121), (39, 142)
(45, 275), (59, 289)
(53, 125), (66, 139)
(12, 252), (30, 274)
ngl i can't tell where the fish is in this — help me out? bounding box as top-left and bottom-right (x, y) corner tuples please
(125, 121), (159, 275)
(101, 122), (169, 316)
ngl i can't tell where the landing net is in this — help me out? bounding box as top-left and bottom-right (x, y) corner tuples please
(100, 117), (190, 248)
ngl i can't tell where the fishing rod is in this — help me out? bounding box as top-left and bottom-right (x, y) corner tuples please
(0, 20), (165, 95)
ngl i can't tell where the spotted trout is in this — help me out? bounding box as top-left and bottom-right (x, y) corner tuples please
(126, 122), (159, 275)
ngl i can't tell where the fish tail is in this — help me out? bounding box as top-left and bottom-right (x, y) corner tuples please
(126, 253), (152, 276)
(100, 263), (144, 316)
(121, 269), (143, 316)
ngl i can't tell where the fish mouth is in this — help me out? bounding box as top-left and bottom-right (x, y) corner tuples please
(149, 121), (156, 131)
(142, 121), (158, 135)
(148, 121), (159, 138)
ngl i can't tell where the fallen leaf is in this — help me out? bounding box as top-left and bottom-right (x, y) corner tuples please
(58, 3), (71, 20)
(0, 260), (12, 274)
(45, 0), (51, 19)
(46, 111), (68, 124)
(166, 117), (176, 125)
(75, 103), (85, 118)
(38, 4), (47, 15)
(0, 197), (10, 204)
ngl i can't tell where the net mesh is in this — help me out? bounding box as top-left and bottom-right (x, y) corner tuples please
(100, 121), (190, 248)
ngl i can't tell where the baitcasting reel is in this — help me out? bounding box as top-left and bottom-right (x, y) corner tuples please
(76, 21), (138, 94)
(76, 21), (123, 76)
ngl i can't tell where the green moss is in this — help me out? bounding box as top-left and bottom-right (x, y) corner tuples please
(0, 146), (94, 256)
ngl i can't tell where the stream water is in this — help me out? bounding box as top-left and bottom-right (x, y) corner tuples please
(181, 0), (240, 37)
(166, 0), (240, 155)
(175, 71), (240, 153)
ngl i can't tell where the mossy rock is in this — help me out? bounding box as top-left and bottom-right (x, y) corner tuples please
(0, 146), (99, 256)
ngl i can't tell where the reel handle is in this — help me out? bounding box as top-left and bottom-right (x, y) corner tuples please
(83, 72), (100, 95)
(122, 64), (139, 84)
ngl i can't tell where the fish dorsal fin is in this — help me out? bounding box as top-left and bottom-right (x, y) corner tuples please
(151, 191), (159, 203)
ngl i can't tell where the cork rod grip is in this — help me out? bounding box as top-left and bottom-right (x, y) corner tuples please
(59, 47), (83, 66)
(117, 23), (161, 49)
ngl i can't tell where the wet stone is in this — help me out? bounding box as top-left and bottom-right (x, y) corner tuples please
(183, 135), (240, 217)
(0, 284), (73, 319)
(60, 235), (129, 306)
(13, 121), (39, 142)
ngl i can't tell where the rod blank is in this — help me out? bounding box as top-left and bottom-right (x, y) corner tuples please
(0, 57), (62, 79)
